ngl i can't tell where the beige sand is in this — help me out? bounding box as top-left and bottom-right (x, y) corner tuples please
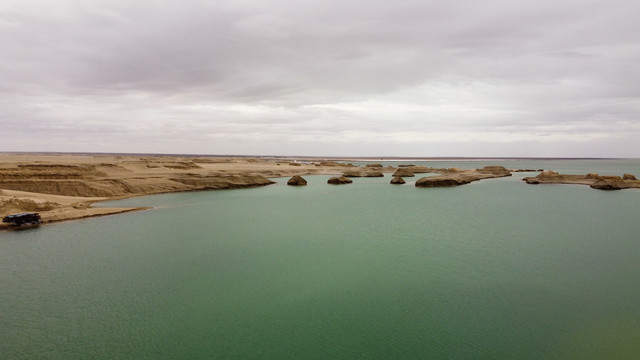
(4, 154), (636, 230)
(0, 154), (514, 229)
(0, 153), (358, 229)
(523, 171), (640, 190)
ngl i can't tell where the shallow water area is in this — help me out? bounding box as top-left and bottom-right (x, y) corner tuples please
(2, 160), (640, 359)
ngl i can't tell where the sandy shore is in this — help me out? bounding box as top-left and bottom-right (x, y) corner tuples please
(0, 153), (365, 229)
(4, 154), (637, 230)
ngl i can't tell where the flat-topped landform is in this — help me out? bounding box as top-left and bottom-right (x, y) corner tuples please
(415, 166), (512, 187)
(343, 169), (385, 177)
(523, 171), (640, 190)
(0, 153), (357, 229)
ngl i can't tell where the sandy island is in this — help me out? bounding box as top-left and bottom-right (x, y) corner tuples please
(2, 153), (639, 230)
(523, 171), (640, 190)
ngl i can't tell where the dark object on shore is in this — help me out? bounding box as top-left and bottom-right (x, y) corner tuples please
(327, 176), (353, 185)
(390, 176), (405, 184)
(3, 212), (42, 226)
(365, 163), (383, 168)
(511, 169), (544, 172)
(287, 175), (308, 186)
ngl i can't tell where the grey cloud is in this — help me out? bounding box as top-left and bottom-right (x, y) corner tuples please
(1, 0), (639, 156)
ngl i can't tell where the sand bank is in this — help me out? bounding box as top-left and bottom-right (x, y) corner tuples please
(0, 154), (357, 229)
(4, 154), (636, 230)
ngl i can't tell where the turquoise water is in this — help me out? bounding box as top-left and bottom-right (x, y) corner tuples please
(2, 160), (640, 359)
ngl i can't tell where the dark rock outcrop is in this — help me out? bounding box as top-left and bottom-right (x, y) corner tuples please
(511, 169), (544, 172)
(415, 177), (470, 187)
(390, 176), (405, 184)
(590, 180), (622, 190)
(287, 175), (307, 186)
(589, 175), (625, 190)
(365, 163), (383, 168)
(327, 176), (353, 185)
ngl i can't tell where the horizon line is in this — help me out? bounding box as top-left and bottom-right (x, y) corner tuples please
(0, 151), (632, 161)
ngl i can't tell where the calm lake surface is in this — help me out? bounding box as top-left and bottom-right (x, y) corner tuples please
(2, 159), (640, 359)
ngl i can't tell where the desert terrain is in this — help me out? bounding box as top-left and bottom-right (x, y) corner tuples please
(2, 153), (639, 230)
(0, 153), (367, 229)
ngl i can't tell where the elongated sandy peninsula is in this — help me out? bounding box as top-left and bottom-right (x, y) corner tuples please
(0, 153), (357, 229)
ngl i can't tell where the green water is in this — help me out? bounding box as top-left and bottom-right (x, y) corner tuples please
(2, 160), (640, 359)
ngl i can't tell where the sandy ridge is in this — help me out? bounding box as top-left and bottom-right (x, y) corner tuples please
(0, 154), (356, 229)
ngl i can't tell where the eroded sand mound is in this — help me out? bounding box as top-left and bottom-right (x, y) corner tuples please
(415, 166), (512, 187)
(343, 170), (384, 177)
(1, 164), (105, 179)
(0, 155), (293, 228)
(392, 168), (415, 177)
(523, 171), (640, 190)
(287, 175), (308, 186)
(170, 175), (275, 189)
(0, 179), (129, 197)
(328, 176), (353, 184)
(0, 197), (60, 213)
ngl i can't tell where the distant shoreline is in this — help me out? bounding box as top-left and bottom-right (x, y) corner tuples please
(2, 153), (638, 231)
(0, 153), (357, 229)
(0, 151), (630, 161)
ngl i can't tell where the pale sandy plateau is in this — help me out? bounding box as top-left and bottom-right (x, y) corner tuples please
(1, 153), (639, 230)
(0, 153), (357, 229)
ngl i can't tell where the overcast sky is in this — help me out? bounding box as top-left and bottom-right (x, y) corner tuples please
(1, 0), (639, 157)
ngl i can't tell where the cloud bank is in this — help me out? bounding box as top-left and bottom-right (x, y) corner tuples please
(1, 0), (639, 156)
